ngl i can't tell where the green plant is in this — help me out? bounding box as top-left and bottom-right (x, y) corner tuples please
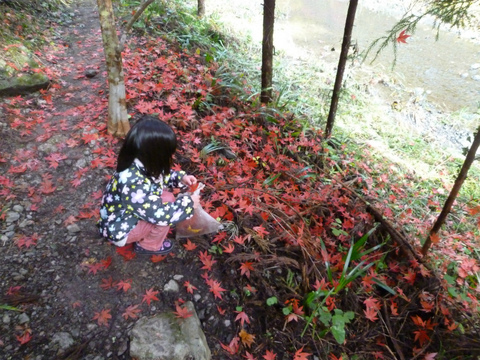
(302, 226), (391, 343)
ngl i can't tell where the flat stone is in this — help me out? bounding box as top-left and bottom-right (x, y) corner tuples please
(130, 301), (211, 360)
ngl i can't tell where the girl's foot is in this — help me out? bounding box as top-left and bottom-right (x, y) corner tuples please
(133, 240), (174, 255)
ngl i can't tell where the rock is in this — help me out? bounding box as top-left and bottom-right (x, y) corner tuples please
(13, 205), (24, 213)
(0, 72), (50, 97)
(470, 63), (480, 70)
(50, 332), (74, 352)
(130, 301), (211, 360)
(164, 279), (179, 293)
(67, 224), (81, 233)
(472, 75), (480, 81)
(85, 69), (98, 78)
(17, 313), (30, 324)
(6, 211), (20, 224)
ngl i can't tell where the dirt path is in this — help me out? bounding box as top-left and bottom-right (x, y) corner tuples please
(0, 1), (229, 358)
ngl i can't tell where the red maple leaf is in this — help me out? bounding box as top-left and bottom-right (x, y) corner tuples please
(263, 350), (277, 360)
(293, 347), (311, 360)
(86, 263), (104, 275)
(82, 133), (99, 144)
(183, 239), (197, 251)
(116, 245), (136, 261)
(184, 281), (197, 294)
(142, 288), (159, 306)
(122, 305), (141, 320)
(396, 29), (411, 44)
(199, 251), (216, 271)
(100, 277), (114, 290)
(207, 279), (226, 300)
(189, 182), (199, 192)
(173, 304), (193, 319)
(216, 305), (226, 315)
(93, 309), (112, 327)
(151, 254), (167, 263)
(116, 279), (132, 292)
(222, 243), (235, 253)
(235, 310), (250, 326)
(220, 336), (239, 355)
(39, 179), (56, 194)
(239, 261), (254, 278)
(413, 329), (430, 346)
(16, 330), (32, 345)
(101, 257), (112, 269)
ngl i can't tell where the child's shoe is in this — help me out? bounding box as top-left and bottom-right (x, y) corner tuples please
(133, 240), (174, 255)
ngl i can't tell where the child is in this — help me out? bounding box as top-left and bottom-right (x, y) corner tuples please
(98, 116), (200, 255)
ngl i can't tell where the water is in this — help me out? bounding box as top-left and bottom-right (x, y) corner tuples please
(207, 0), (480, 113)
(275, 0), (480, 112)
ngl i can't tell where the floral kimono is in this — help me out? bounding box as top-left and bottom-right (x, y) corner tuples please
(98, 159), (194, 246)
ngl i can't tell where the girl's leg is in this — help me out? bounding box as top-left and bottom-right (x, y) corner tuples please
(125, 191), (175, 251)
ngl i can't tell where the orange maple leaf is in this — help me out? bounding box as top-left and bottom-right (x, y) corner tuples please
(239, 329), (255, 348)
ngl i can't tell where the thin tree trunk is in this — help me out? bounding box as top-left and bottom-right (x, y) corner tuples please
(261, 0), (276, 104)
(121, 0), (155, 44)
(97, 0), (130, 137)
(422, 126), (480, 255)
(198, 0), (205, 18)
(325, 0), (358, 138)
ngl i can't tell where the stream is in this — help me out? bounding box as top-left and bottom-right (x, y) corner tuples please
(275, 0), (480, 113)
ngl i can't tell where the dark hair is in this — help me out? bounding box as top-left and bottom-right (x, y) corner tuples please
(117, 116), (177, 178)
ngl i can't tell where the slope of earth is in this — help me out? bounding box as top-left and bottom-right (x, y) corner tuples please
(1, 1), (479, 360)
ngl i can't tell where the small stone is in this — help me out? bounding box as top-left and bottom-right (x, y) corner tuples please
(85, 69), (98, 78)
(6, 211), (20, 223)
(67, 224), (81, 233)
(173, 274), (184, 281)
(224, 320), (231, 327)
(18, 313), (30, 324)
(3, 314), (11, 324)
(470, 63), (480, 70)
(13, 205), (24, 212)
(194, 294), (202, 302)
(50, 332), (74, 351)
(75, 158), (87, 168)
(164, 279), (179, 293)
(472, 75), (480, 81)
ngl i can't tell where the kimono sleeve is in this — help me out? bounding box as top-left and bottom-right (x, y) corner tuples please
(122, 172), (194, 226)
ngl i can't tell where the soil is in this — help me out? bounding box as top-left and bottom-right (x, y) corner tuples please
(0, 1), (236, 359)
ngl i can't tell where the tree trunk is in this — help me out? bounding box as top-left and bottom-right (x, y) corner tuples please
(325, 0), (358, 138)
(97, 0), (130, 137)
(198, 0), (205, 18)
(422, 126), (480, 255)
(261, 0), (276, 104)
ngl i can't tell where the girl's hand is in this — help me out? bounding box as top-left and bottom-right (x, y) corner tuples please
(182, 175), (197, 186)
